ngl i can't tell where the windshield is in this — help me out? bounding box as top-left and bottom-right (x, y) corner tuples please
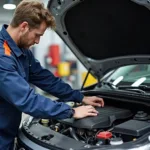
(103, 64), (150, 87)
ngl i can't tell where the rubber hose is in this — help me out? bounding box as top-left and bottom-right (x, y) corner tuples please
(69, 127), (79, 141)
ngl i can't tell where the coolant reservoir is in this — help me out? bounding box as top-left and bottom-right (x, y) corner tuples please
(110, 137), (123, 145)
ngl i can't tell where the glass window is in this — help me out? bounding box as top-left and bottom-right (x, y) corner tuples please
(104, 64), (150, 87)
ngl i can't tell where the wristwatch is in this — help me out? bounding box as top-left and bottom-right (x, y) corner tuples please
(69, 108), (75, 118)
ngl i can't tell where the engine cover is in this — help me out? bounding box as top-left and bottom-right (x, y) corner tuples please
(59, 106), (132, 129)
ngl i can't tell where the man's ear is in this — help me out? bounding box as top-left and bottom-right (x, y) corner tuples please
(19, 21), (29, 32)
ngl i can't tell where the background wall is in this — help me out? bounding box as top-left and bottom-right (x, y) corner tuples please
(0, 0), (87, 90)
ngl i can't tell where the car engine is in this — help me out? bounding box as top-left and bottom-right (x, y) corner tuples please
(59, 106), (132, 129)
(18, 103), (150, 149)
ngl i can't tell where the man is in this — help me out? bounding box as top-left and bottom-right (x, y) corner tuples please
(0, 0), (104, 149)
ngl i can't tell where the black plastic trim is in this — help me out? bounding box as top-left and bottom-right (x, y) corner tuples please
(21, 126), (65, 150)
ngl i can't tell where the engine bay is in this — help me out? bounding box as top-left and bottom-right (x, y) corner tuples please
(19, 102), (150, 149)
(59, 106), (132, 129)
(39, 106), (150, 145)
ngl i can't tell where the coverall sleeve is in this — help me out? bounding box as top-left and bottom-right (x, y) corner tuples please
(28, 51), (84, 103)
(0, 55), (73, 119)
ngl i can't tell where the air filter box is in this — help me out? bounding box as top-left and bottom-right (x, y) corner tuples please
(113, 120), (150, 137)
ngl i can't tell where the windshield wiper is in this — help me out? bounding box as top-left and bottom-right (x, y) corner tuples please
(117, 85), (150, 94)
(99, 81), (116, 89)
(100, 81), (150, 95)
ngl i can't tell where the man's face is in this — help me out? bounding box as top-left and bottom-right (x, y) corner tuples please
(18, 22), (47, 49)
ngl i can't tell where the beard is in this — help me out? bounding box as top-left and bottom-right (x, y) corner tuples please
(18, 32), (32, 49)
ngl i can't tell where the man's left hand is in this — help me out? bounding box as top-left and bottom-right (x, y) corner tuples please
(82, 96), (104, 107)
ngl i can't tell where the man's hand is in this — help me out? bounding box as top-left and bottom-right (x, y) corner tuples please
(82, 96), (104, 107)
(73, 105), (99, 119)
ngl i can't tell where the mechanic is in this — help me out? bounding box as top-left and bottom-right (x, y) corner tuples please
(0, 0), (104, 149)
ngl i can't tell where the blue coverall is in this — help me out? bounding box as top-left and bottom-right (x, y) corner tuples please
(0, 25), (84, 150)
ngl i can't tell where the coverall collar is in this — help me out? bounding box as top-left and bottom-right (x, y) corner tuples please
(1, 24), (24, 57)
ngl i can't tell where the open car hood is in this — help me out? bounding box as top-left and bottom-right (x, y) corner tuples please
(48, 0), (150, 78)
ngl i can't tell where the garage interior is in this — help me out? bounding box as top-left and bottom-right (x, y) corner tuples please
(1, 0), (150, 150)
